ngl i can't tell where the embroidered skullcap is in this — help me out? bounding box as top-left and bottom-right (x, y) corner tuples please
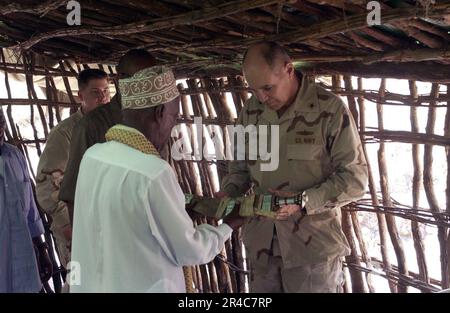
(119, 66), (179, 109)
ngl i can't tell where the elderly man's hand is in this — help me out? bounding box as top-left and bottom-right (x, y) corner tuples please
(223, 206), (247, 230)
(186, 207), (204, 220)
(214, 191), (229, 199)
(36, 245), (53, 282)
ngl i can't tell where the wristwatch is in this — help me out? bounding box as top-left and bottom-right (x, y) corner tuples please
(274, 191), (307, 215)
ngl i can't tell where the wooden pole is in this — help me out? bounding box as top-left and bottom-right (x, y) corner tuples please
(342, 75), (367, 293)
(423, 83), (449, 289)
(377, 78), (409, 293)
(358, 77), (397, 293)
(408, 80), (430, 290)
(1, 49), (18, 142)
(355, 77), (376, 293)
(342, 207), (367, 293)
(23, 54), (42, 157)
(446, 84), (450, 289)
(58, 61), (79, 115)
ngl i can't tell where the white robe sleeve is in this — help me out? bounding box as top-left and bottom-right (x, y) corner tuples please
(144, 165), (232, 266)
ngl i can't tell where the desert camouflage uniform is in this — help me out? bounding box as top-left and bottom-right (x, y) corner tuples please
(221, 74), (368, 292)
(36, 110), (83, 267)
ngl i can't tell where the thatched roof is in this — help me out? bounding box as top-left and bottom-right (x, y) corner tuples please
(1, 0), (450, 80)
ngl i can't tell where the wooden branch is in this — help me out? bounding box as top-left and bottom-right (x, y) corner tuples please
(224, 238), (237, 292)
(201, 90), (216, 119)
(22, 54), (42, 157)
(350, 211), (376, 293)
(302, 61), (450, 83)
(377, 78), (409, 293)
(348, 79), (376, 293)
(15, 0), (280, 51)
(356, 76), (396, 292)
(43, 62), (55, 130)
(12, 1), (450, 64)
(347, 31), (387, 52)
(446, 85), (450, 288)
(423, 83), (450, 289)
(24, 54), (49, 138)
(305, 0), (366, 10)
(48, 76), (62, 123)
(58, 61), (78, 115)
(231, 229), (247, 292)
(361, 27), (409, 48)
(207, 256), (220, 293)
(362, 48), (450, 64)
(14, 127), (36, 180)
(0, 49), (17, 142)
(0, 0), (66, 16)
(0, 99), (79, 108)
(346, 261), (440, 293)
(70, 46), (450, 70)
(393, 21), (444, 48)
(362, 130), (450, 147)
(343, 75), (359, 125)
(448, 229), (450, 290)
(0, 62), (79, 77)
(202, 78), (234, 122)
(408, 19), (450, 41)
(227, 76), (244, 117)
(366, 256), (442, 289)
(320, 84), (450, 107)
(288, 47), (450, 64)
(199, 260), (212, 292)
(198, 3), (450, 48)
(186, 79), (204, 118)
(342, 210), (367, 293)
(409, 80), (430, 290)
(424, 84), (443, 215)
(347, 201), (450, 227)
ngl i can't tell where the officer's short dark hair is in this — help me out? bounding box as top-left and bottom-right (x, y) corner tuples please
(77, 69), (108, 90)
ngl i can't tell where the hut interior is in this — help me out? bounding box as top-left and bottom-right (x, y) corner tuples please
(1, 0), (450, 293)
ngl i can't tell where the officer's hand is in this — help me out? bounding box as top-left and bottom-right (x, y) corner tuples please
(223, 207), (247, 230)
(214, 190), (229, 199)
(275, 204), (300, 220)
(268, 188), (302, 220)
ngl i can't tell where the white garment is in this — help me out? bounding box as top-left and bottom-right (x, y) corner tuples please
(70, 140), (232, 293)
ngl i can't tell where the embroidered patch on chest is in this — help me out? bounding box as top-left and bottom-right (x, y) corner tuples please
(294, 137), (316, 144)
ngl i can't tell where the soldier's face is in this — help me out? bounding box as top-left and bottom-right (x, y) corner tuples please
(78, 78), (111, 113)
(244, 62), (295, 111)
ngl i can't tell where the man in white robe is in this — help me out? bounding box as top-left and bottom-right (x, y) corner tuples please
(70, 66), (245, 293)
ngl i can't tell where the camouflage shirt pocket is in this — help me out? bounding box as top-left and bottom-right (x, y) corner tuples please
(287, 143), (322, 161)
(286, 144), (324, 188)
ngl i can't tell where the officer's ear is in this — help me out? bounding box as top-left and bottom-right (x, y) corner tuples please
(285, 62), (295, 77)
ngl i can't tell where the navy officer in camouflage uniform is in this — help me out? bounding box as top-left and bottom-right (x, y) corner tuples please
(217, 41), (368, 293)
